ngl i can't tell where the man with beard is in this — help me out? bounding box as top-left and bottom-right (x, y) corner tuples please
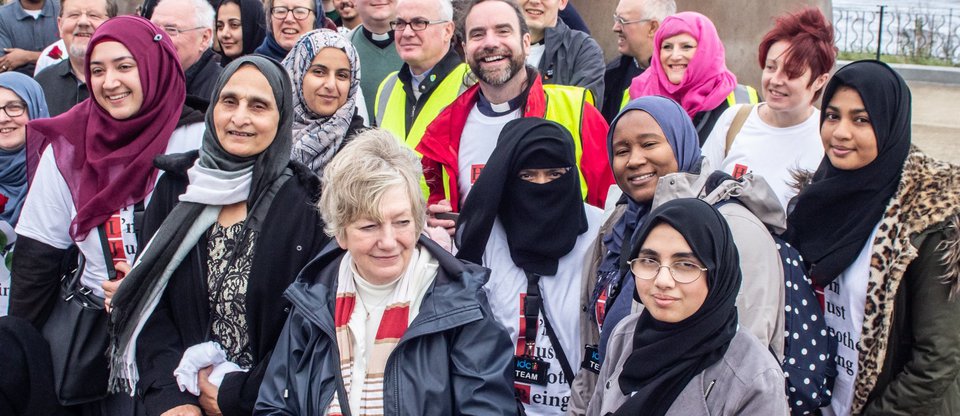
(34, 0), (117, 116)
(416, 0), (613, 230)
(520, 0), (604, 110)
(601, 0), (674, 122)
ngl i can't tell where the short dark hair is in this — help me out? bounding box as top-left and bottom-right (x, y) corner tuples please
(60, 0), (119, 18)
(455, 0), (528, 43)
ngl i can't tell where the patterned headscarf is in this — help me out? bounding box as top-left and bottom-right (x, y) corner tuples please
(282, 29), (360, 175)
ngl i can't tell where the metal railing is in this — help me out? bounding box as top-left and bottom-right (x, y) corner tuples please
(833, 4), (960, 64)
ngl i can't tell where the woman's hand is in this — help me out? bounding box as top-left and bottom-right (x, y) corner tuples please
(426, 199), (456, 236)
(159, 405), (202, 416)
(101, 261), (130, 313)
(198, 366), (223, 416)
(100, 261), (130, 313)
(424, 226), (453, 252)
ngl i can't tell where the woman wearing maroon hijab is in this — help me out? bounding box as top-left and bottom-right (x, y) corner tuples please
(9, 14), (204, 382)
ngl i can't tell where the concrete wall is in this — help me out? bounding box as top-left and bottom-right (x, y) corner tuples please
(570, 0), (833, 90)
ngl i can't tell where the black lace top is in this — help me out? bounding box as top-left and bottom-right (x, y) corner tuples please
(207, 221), (257, 367)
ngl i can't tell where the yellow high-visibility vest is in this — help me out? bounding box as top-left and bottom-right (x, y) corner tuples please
(618, 84), (761, 112)
(375, 63), (472, 149)
(375, 63), (472, 198)
(441, 84), (593, 203)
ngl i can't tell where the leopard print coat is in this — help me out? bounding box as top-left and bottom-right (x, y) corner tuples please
(795, 147), (960, 414)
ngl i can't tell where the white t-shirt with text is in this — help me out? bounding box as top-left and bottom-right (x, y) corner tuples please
(701, 104), (823, 211)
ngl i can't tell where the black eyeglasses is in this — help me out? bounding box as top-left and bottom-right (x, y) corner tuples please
(271, 6), (313, 20)
(613, 14), (652, 26)
(627, 257), (707, 284)
(0, 101), (26, 118)
(389, 18), (448, 32)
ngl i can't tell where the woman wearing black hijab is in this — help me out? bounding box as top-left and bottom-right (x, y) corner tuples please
(215, 0), (268, 66)
(107, 55), (329, 416)
(587, 198), (786, 415)
(784, 60), (960, 415)
(456, 117), (602, 415)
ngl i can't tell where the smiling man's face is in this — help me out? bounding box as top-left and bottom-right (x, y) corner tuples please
(518, 0), (566, 42)
(59, 0), (110, 61)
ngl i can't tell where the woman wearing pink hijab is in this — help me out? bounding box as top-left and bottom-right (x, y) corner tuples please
(629, 12), (758, 144)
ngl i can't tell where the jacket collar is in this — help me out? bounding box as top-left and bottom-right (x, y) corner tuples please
(185, 48), (217, 84)
(416, 68), (546, 178)
(12, 0), (56, 20)
(646, 157), (787, 233)
(542, 19), (570, 61)
(397, 49), (462, 101)
(286, 236), (490, 333)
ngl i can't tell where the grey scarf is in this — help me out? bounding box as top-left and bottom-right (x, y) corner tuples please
(108, 55), (295, 393)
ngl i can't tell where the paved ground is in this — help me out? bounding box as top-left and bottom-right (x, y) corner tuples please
(908, 81), (960, 163)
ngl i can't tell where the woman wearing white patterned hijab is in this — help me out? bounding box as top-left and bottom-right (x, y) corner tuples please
(282, 28), (365, 174)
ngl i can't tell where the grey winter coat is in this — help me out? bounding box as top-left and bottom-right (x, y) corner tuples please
(568, 159), (787, 414)
(254, 236), (516, 415)
(585, 313), (788, 416)
(538, 20), (606, 110)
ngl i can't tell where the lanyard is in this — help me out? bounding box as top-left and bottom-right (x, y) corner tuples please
(517, 272), (574, 387)
(518, 273), (542, 357)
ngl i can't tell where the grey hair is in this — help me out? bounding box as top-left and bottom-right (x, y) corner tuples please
(182, 0), (216, 30)
(319, 128), (427, 240)
(192, 0), (216, 48)
(398, 0), (453, 21)
(437, 0), (453, 21)
(639, 0), (675, 21)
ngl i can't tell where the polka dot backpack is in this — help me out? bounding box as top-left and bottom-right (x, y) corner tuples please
(777, 238), (838, 415)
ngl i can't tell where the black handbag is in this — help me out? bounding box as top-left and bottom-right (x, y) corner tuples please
(40, 249), (111, 406)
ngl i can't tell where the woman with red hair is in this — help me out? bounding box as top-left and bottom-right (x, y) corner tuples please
(701, 7), (837, 212)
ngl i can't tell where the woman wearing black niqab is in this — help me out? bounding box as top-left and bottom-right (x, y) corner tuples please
(456, 117), (602, 415)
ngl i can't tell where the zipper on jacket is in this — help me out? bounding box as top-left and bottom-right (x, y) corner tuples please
(704, 379), (717, 399)
(287, 288), (352, 416)
(382, 304), (484, 413)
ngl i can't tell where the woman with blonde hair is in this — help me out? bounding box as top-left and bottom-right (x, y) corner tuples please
(257, 128), (515, 414)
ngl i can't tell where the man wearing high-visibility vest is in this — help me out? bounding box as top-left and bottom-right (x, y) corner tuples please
(417, 0), (614, 232)
(601, 0), (675, 123)
(374, 0), (470, 152)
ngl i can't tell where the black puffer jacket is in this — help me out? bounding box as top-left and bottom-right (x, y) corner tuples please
(255, 236), (516, 415)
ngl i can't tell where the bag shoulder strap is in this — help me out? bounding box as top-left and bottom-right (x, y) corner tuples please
(525, 272), (575, 387)
(540, 303), (574, 387)
(724, 104), (754, 157)
(97, 224), (117, 281)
